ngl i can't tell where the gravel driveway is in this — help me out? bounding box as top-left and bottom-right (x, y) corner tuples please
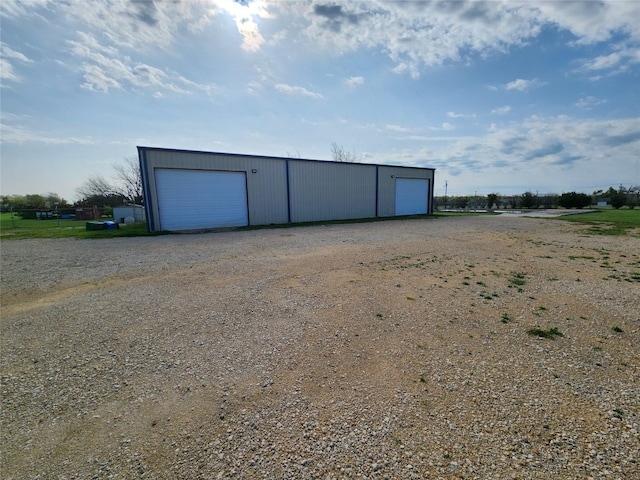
(1, 215), (638, 479)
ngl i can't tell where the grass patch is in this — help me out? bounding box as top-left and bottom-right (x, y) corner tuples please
(2, 212), (447, 240)
(557, 208), (640, 236)
(501, 313), (511, 323)
(611, 326), (624, 333)
(527, 327), (564, 339)
(611, 408), (624, 419)
(0, 213), (153, 240)
(509, 271), (527, 285)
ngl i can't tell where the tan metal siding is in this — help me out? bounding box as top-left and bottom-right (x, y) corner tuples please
(377, 166), (435, 217)
(141, 149), (289, 228)
(139, 147), (436, 232)
(288, 160), (377, 222)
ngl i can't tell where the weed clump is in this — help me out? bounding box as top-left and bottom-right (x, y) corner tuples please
(612, 408), (624, 419)
(510, 272), (527, 286)
(527, 327), (563, 339)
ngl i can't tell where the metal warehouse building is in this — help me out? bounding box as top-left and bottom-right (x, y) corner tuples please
(138, 146), (435, 232)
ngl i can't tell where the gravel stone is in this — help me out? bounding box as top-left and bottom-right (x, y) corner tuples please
(1, 216), (638, 479)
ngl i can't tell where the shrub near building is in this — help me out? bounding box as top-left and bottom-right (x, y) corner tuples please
(607, 186), (639, 210)
(558, 192), (592, 209)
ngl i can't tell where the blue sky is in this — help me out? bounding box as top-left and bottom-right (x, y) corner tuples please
(1, 0), (639, 202)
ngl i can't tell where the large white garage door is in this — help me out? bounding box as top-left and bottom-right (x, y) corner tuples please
(395, 178), (429, 215)
(155, 169), (248, 231)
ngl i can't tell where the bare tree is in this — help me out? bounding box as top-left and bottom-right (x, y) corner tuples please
(113, 157), (143, 204)
(76, 175), (115, 200)
(285, 150), (302, 158)
(76, 157), (143, 206)
(44, 192), (69, 209)
(330, 142), (361, 162)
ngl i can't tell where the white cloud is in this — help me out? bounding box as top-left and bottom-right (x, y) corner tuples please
(505, 78), (545, 91)
(575, 96), (607, 109)
(0, 58), (19, 82)
(534, 1), (640, 44)
(345, 76), (364, 88)
(6, 0), (639, 82)
(273, 2), (535, 77)
(0, 0), (49, 18)
(270, 0), (640, 78)
(176, 76), (218, 96)
(376, 115), (640, 194)
(0, 42), (32, 82)
(492, 106), (511, 115)
(247, 80), (264, 95)
(1, 0), (225, 66)
(385, 121), (454, 137)
(1, 43), (32, 63)
(447, 112), (476, 119)
(491, 116), (640, 171)
(67, 32), (217, 95)
(401, 135), (430, 142)
(80, 64), (122, 92)
(385, 124), (410, 133)
(275, 83), (324, 99)
(505, 79), (529, 91)
(0, 122), (94, 145)
(584, 52), (623, 71)
(62, 2), (175, 50)
(579, 46), (640, 77)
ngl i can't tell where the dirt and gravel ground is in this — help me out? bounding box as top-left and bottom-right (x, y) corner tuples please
(1, 215), (638, 479)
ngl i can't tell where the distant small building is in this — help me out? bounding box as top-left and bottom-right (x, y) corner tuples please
(75, 206), (100, 220)
(113, 204), (145, 223)
(35, 211), (54, 219)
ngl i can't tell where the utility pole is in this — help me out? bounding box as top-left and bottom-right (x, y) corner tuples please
(444, 181), (448, 211)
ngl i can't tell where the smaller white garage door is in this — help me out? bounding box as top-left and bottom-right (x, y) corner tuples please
(395, 178), (429, 215)
(155, 169), (248, 231)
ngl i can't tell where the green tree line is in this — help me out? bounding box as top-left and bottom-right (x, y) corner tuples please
(436, 186), (639, 211)
(1, 157), (143, 218)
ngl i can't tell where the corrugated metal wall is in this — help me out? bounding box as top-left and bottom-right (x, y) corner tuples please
(288, 161), (377, 222)
(377, 165), (434, 217)
(139, 147), (435, 231)
(140, 149), (289, 229)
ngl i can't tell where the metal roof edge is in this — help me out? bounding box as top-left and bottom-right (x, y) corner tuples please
(136, 146), (436, 172)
